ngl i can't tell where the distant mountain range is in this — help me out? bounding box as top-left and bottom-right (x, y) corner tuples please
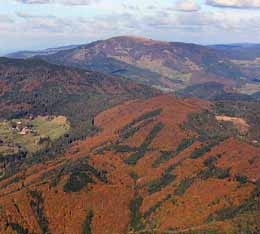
(6, 44), (81, 59)
(210, 43), (260, 60)
(210, 43), (260, 49)
(4, 37), (243, 91)
(5, 36), (260, 96)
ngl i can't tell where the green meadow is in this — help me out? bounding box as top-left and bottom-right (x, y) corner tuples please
(0, 116), (70, 157)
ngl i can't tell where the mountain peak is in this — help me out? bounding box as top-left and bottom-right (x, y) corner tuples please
(110, 35), (152, 41)
(106, 35), (168, 45)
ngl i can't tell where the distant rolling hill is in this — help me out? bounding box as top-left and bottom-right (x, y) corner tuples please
(7, 37), (260, 96)
(210, 43), (260, 60)
(210, 44), (260, 90)
(6, 44), (80, 59)
(176, 81), (259, 101)
(31, 36), (247, 92)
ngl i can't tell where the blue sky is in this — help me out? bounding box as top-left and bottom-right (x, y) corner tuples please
(1, 0), (260, 55)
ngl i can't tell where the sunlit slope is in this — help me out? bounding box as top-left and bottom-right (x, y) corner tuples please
(0, 95), (259, 234)
(39, 36), (244, 92)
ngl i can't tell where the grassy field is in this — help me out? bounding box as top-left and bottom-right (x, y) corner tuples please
(0, 116), (70, 157)
(30, 116), (69, 141)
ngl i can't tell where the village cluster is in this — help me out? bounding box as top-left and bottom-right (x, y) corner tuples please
(10, 116), (35, 136)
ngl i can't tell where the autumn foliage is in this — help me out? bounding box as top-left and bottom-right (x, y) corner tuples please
(0, 95), (259, 234)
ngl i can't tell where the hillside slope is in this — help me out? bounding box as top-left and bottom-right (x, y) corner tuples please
(0, 57), (157, 169)
(37, 36), (245, 92)
(0, 94), (259, 234)
(211, 44), (260, 92)
(0, 57), (155, 122)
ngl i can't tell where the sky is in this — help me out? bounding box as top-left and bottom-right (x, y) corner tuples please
(1, 0), (260, 55)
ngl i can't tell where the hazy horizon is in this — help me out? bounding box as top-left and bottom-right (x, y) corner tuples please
(2, 0), (260, 55)
(2, 35), (260, 56)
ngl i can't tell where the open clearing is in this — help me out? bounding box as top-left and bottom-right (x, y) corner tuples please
(0, 115), (70, 157)
(216, 115), (249, 134)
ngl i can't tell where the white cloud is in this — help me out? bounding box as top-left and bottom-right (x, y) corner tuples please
(60, 0), (99, 5)
(3, 0), (260, 54)
(15, 0), (99, 5)
(174, 0), (201, 12)
(9, 6), (260, 41)
(16, 0), (52, 4)
(206, 0), (260, 9)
